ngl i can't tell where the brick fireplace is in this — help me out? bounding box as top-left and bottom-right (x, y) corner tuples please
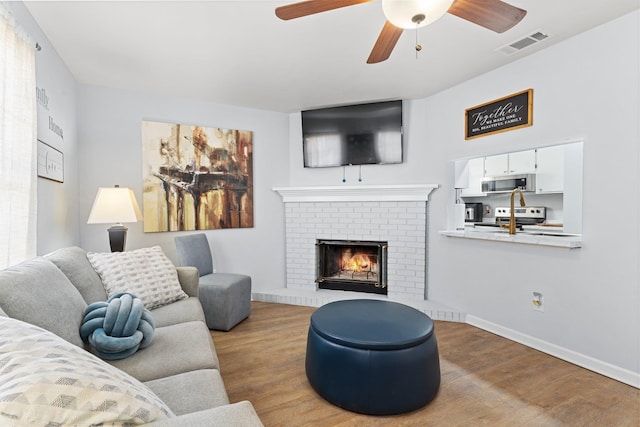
(273, 185), (438, 302)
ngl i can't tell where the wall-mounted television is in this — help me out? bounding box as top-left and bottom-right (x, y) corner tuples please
(302, 100), (403, 168)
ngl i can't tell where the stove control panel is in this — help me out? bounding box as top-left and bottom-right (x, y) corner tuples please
(495, 206), (546, 219)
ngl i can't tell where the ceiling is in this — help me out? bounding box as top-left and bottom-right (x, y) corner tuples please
(24, 0), (639, 113)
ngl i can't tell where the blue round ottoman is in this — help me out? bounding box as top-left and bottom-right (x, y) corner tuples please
(305, 299), (440, 415)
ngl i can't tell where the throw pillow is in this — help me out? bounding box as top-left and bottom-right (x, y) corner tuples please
(87, 246), (188, 310)
(0, 316), (174, 426)
(80, 293), (155, 360)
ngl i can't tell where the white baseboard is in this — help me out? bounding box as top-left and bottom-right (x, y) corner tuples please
(466, 315), (640, 389)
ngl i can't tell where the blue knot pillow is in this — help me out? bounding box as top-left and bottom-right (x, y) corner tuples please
(80, 292), (155, 360)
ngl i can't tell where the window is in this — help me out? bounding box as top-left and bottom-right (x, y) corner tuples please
(0, 5), (37, 269)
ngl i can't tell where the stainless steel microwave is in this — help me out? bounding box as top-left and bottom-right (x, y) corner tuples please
(481, 173), (536, 193)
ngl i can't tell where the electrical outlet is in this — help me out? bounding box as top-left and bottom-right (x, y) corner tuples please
(532, 292), (544, 312)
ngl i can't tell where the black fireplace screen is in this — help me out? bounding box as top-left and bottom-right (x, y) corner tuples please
(316, 239), (387, 295)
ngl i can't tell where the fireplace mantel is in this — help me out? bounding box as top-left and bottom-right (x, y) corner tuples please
(273, 184), (439, 203)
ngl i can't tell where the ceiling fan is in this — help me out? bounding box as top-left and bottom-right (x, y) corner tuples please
(275, 0), (527, 64)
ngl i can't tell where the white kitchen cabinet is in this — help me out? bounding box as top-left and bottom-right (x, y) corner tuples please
(454, 159), (469, 189)
(483, 153), (508, 176)
(535, 145), (564, 193)
(460, 157), (486, 197)
(484, 150), (536, 176)
(507, 150), (536, 174)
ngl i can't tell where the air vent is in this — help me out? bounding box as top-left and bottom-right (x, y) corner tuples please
(496, 30), (550, 55)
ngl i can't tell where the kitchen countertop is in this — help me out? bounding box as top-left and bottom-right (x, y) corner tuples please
(439, 227), (582, 249)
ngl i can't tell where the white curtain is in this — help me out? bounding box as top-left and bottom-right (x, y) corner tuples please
(0, 5), (37, 269)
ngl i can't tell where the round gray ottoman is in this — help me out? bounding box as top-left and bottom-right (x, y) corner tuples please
(305, 299), (440, 415)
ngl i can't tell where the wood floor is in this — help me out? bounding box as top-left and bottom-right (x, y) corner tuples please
(211, 302), (639, 427)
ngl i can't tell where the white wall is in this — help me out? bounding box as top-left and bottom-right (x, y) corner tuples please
(288, 12), (640, 384)
(427, 11), (639, 382)
(76, 86), (290, 292)
(3, 1), (80, 254)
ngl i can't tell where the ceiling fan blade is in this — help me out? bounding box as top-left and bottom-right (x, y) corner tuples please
(275, 0), (372, 20)
(367, 21), (403, 64)
(447, 0), (526, 33)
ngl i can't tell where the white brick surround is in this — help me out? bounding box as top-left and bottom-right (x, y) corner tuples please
(274, 185), (437, 301)
(257, 184), (464, 321)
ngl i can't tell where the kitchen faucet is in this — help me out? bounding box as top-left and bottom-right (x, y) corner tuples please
(508, 188), (526, 234)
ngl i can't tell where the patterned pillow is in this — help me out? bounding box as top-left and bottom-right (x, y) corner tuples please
(87, 246), (188, 310)
(0, 316), (174, 426)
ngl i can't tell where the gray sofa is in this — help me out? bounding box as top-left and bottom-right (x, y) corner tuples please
(0, 246), (263, 426)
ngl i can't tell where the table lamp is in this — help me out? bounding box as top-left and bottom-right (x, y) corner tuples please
(87, 185), (143, 252)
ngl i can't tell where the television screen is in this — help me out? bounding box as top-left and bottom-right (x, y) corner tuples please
(302, 100), (403, 168)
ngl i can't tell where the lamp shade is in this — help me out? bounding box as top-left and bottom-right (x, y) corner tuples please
(87, 186), (143, 224)
(382, 0), (454, 29)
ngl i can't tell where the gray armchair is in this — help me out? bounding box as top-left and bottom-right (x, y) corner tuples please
(174, 234), (251, 331)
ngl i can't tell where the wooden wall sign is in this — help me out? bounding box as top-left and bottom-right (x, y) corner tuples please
(37, 140), (64, 183)
(465, 89), (533, 140)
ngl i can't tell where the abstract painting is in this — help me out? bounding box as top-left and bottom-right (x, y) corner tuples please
(141, 120), (253, 232)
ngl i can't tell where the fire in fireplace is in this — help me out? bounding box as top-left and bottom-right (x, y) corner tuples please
(316, 239), (388, 295)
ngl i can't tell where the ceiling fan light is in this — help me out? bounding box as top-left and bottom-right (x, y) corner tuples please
(382, 0), (454, 29)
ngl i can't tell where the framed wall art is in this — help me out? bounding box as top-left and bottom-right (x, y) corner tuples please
(37, 140), (64, 183)
(465, 89), (533, 140)
(141, 120), (254, 232)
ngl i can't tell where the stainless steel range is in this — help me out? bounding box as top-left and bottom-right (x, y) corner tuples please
(495, 206), (546, 225)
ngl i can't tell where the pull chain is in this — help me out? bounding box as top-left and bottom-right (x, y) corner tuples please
(415, 22), (422, 58)
(412, 14), (424, 59)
